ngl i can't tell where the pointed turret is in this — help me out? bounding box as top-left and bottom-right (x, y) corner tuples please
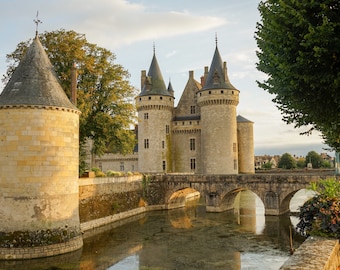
(0, 36), (77, 110)
(202, 45), (237, 91)
(0, 34), (82, 259)
(139, 52), (171, 97)
(167, 80), (175, 96)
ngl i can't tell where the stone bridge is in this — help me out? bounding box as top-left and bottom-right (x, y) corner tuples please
(145, 172), (337, 215)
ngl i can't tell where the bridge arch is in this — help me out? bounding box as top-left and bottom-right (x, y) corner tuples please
(167, 187), (200, 209)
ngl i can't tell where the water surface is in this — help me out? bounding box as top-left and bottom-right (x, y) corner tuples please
(0, 192), (306, 270)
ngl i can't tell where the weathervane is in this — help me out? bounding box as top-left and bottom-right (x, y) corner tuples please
(33, 11), (42, 37)
(153, 42), (156, 55)
(215, 32), (218, 46)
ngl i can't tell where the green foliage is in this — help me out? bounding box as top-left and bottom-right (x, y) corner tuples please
(4, 29), (137, 167)
(142, 174), (151, 199)
(255, 1), (340, 151)
(278, 153), (296, 169)
(310, 178), (340, 199)
(91, 167), (106, 177)
(296, 158), (306, 168)
(297, 178), (340, 238)
(261, 162), (273, 169)
(322, 160), (332, 168)
(79, 142), (89, 176)
(305, 151), (323, 168)
(106, 170), (123, 177)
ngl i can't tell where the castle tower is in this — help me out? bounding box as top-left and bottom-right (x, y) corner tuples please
(0, 35), (83, 259)
(237, 115), (255, 174)
(197, 43), (239, 174)
(136, 50), (174, 173)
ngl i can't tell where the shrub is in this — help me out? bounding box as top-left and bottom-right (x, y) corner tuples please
(91, 167), (106, 177)
(296, 178), (340, 238)
(106, 170), (122, 177)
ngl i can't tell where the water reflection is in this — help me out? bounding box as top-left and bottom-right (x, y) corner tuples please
(233, 190), (265, 234)
(0, 190), (306, 270)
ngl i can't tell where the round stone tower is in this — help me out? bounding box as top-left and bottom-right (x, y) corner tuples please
(197, 44), (239, 174)
(237, 115), (255, 174)
(0, 35), (83, 259)
(136, 51), (174, 173)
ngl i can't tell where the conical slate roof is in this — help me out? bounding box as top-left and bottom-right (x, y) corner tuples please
(237, 115), (253, 123)
(0, 35), (78, 110)
(139, 53), (171, 97)
(202, 45), (237, 91)
(167, 80), (175, 96)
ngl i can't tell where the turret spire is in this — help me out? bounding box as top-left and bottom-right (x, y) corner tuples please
(202, 39), (237, 91)
(33, 11), (42, 38)
(139, 45), (172, 97)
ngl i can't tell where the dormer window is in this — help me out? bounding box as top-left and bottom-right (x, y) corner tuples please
(213, 70), (220, 86)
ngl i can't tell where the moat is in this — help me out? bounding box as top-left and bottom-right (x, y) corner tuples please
(0, 191), (307, 270)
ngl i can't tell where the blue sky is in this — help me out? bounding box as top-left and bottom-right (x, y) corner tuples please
(0, 0), (332, 157)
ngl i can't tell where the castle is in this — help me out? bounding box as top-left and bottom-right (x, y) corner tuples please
(0, 32), (253, 259)
(96, 42), (254, 174)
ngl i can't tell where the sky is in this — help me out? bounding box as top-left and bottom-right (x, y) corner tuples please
(0, 0), (333, 157)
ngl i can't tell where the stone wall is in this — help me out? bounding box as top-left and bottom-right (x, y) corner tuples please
(280, 236), (340, 270)
(79, 175), (144, 224)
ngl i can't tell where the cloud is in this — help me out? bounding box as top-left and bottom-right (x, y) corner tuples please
(165, 50), (177, 58)
(63, 0), (227, 48)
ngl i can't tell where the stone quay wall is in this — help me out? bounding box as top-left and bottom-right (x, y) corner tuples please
(78, 175), (145, 229)
(280, 237), (340, 270)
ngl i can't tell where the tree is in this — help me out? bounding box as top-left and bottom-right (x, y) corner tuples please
(255, 1), (340, 151)
(4, 30), (136, 171)
(305, 151), (323, 168)
(296, 157), (306, 168)
(297, 178), (340, 238)
(262, 161), (273, 170)
(278, 153), (296, 169)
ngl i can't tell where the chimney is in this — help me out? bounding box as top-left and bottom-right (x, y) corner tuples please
(200, 76), (205, 86)
(204, 66), (209, 80)
(71, 62), (77, 105)
(189, 70), (194, 79)
(141, 70), (146, 89)
(223, 61), (227, 82)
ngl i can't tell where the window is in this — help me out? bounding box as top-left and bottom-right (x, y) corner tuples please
(166, 125), (170, 134)
(234, 159), (237, 170)
(233, 143), (237, 152)
(144, 139), (149, 148)
(162, 141), (165, 149)
(162, 161), (166, 171)
(120, 162), (124, 171)
(190, 138), (196, 151)
(190, 106), (196, 114)
(190, 159), (196, 170)
(144, 113), (149, 119)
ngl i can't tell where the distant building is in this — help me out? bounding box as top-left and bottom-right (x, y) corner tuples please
(255, 155), (280, 169)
